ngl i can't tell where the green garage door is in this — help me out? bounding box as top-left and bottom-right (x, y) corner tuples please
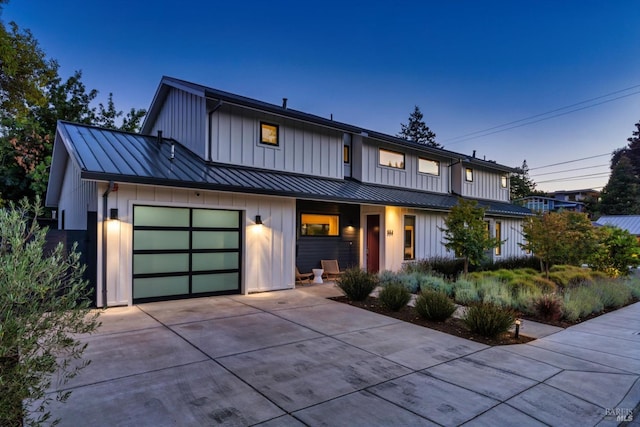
(132, 206), (241, 303)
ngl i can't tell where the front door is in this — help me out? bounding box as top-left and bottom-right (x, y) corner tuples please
(366, 215), (380, 273)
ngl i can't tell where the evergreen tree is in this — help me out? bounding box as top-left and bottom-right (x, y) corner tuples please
(510, 159), (537, 201)
(600, 155), (640, 215)
(397, 105), (441, 148)
(610, 120), (640, 176)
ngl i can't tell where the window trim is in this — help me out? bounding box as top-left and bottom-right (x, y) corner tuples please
(379, 148), (405, 170)
(495, 221), (502, 256)
(500, 175), (508, 188)
(418, 157), (440, 176)
(404, 215), (416, 260)
(260, 121), (279, 146)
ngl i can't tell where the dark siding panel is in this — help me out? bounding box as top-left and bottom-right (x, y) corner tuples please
(296, 200), (360, 273)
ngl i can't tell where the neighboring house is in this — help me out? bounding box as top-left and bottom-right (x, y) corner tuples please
(595, 216), (640, 239)
(517, 195), (586, 213)
(46, 76), (531, 307)
(549, 188), (599, 203)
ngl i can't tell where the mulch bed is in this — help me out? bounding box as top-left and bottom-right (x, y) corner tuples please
(330, 296), (535, 346)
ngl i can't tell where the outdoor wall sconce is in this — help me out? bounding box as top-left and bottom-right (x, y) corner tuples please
(255, 215), (263, 225)
(109, 208), (119, 221)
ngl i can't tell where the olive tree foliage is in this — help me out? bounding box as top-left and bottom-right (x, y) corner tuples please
(440, 198), (502, 275)
(0, 198), (100, 426)
(520, 211), (599, 276)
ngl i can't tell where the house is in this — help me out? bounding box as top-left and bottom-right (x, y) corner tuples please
(549, 188), (599, 203)
(46, 76), (531, 307)
(595, 216), (640, 239)
(517, 195), (586, 213)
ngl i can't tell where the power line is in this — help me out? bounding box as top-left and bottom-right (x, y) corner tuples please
(442, 85), (640, 145)
(530, 164), (609, 177)
(528, 153), (611, 170)
(536, 172), (610, 184)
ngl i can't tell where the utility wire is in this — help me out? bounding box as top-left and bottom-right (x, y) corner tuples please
(536, 172), (610, 184)
(530, 164), (609, 177)
(528, 153), (611, 170)
(443, 85), (640, 145)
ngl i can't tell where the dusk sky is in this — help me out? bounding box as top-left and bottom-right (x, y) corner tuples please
(3, 1), (640, 192)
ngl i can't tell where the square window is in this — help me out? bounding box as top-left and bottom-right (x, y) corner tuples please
(419, 158), (440, 175)
(260, 122), (279, 146)
(465, 168), (474, 182)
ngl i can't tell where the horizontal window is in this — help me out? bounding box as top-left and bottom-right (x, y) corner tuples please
(300, 213), (339, 236)
(379, 148), (405, 169)
(419, 158), (440, 176)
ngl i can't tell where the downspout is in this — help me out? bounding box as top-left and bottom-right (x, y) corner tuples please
(101, 181), (116, 307)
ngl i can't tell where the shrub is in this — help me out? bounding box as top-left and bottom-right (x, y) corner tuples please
(476, 278), (514, 308)
(463, 302), (516, 337)
(418, 274), (453, 296)
(624, 276), (640, 298)
(377, 270), (398, 286)
(562, 287), (603, 321)
(378, 281), (412, 311)
(338, 268), (377, 301)
(414, 290), (456, 321)
(533, 294), (563, 321)
(482, 256), (542, 271)
(452, 279), (479, 305)
(513, 287), (542, 314)
(406, 256), (465, 279)
(532, 277), (556, 293)
(399, 272), (421, 293)
(590, 280), (632, 308)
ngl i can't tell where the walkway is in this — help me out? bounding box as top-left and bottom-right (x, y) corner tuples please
(45, 284), (640, 426)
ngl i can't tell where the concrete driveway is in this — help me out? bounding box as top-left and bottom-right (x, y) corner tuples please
(46, 285), (640, 426)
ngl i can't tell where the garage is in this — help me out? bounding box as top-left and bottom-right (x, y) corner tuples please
(132, 205), (242, 303)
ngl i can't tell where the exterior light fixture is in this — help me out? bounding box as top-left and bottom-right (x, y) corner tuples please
(255, 215), (262, 225)
(109, 208), (119, 221)
(514, 319), (521, 339)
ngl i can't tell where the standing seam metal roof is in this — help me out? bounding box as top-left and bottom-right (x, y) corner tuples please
(53, 121), (531, 217)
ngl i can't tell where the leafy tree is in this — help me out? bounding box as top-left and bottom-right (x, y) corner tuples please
(0, 198), (100, 426)
(589, 225), (640, 277)
(599, 155), (640, 215)
(440, 198), (501, 275)
(397, 105), (441, 148)
(510, 159), (537, 201)
(520, 211), (599, 276)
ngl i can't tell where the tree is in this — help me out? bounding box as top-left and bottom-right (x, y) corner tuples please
(510, 159), (537, 201)
(397, 105), (441, 148)
(0, 198), (100, 426)
(440, 198), (501, 275)
(520, 211), (599, 276)
(599, 155), (640, 215)
(611, 119), (640, 176)
(589, 225), (640, 277)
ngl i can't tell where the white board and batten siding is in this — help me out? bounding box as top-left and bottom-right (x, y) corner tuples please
(148, 88), (207, 159)
(359, 143), (449, 194)
(57, 159), (97, 230)
(97, 182), (296, 307)
(461, 168), (510, 202)
(491, 217), (528, 260)
(209, 104), (344, 179)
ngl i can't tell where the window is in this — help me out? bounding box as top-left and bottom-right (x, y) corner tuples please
(260, 122), (279, 146)
(501, 175), (507, 188)
(300, 213), (339, 236)
(404, 216), (415, 260)
(379, 148), (405, 169)
(465, 168), (474, 182)
(344, 145), (350, 164)
(495, 221), (502, 256)
(418, 158), (440, 175)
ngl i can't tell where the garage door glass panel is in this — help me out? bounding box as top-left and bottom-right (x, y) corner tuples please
(192, 252), (238, 271)
(134, 230), (189, 250)
(192, 231), (239, 250)
(192, 273), (239, 293)
(192, 209), (239, 228)
(134, 276), (189, 299)
(134, 206), (189, 227)
(134, 253), (189, 275)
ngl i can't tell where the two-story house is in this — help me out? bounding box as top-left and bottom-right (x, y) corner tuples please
(46, 76), (531, 307)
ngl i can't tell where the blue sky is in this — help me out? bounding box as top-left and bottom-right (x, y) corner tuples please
(3, 0), (640, 192)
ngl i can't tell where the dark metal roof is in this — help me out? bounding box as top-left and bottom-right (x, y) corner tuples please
(142, 76), (517, 174)
(49, 121), (531, 217)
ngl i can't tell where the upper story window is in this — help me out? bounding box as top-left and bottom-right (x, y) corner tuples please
(260, 122), (279, 146)
(465, 168), (474, 182)
(379, 148), (405, 169)
(344, 145), (350, 164)
(300, 213), (339, 236)
(418, 158), (440, 176)
(501, 175), (507, 188)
